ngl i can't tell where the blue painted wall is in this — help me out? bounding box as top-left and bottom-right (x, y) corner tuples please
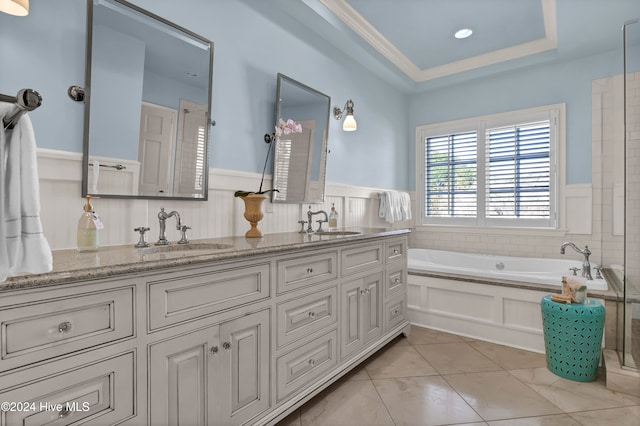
(0, 0), (410, 190)
(1, 1), (637, 192)
(409, 48), (625, 188)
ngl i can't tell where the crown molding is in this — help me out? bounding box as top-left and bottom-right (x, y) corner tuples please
(320, 0), (557, 82)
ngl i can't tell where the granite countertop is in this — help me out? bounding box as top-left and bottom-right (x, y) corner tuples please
(1, 228), (410, 291)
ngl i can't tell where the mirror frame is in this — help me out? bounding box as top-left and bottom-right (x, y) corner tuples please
(272, 73), (330, 203)
(81, 0), (214, 200)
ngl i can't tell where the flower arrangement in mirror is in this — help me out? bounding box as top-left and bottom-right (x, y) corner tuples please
(234, 118), (303, 197)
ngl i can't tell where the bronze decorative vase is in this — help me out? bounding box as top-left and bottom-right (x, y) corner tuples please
(241, 194), (267, 238)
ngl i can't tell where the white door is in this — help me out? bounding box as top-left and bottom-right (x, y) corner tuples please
(138, 102), (177, 195)
(174, 99), (208, 196)
(273, 120), (315, 201)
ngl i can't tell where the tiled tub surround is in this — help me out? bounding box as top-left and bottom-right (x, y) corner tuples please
(0, 228), (410, 426)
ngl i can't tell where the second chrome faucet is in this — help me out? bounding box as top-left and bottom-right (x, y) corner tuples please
(157, 208), (190, 245)
(306, 206), (328, 233)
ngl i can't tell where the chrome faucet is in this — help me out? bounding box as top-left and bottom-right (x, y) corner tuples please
(156, 208), (182, 245)
(560, 242), (593, 280)
(306, 206), (328, 233)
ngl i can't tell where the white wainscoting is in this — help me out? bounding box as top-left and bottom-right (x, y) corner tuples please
(407, 274), (550, 353)
(36, 149), (410, 250)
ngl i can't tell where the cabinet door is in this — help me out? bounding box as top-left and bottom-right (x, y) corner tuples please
(341, 272), (384, 360)
(149, 326), (218, 426)
(362, 272), (383, 345)
(341, 278), (363, 360)
(218, 309), (270, 426)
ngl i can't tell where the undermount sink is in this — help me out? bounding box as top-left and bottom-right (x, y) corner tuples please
(138, 242), (234, 254)
(315, 231), (362, 236)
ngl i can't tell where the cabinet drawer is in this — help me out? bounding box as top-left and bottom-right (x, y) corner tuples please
(277, 286), (337, 348)
(384, 295), (407, 332)
(148, 262), (270, 331)
(385, 264), (406, 297)
(276, 329), (337, 402)
(277, 251), (337, 294)
(341, 243), (383, 276)
(0, 287), (134, 372)
(386, 239), (406, 263)
(0, 351), (135, 426)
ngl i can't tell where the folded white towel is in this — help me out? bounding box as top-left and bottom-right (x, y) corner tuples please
(0, 104), (52, 281)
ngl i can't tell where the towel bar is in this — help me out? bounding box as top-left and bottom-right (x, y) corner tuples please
(0, 88), (42, 130)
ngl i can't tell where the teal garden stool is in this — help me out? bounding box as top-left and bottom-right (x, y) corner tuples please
(540, 295), (605, 382)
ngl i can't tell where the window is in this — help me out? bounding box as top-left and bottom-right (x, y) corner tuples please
(418, 105), (562, 228)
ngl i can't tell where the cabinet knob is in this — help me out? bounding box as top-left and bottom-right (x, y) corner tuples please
(223, 342), (232, 350)
(308, 359), (315, 366)
(393, 249), (399, 254)
(210, 346), (219, 355)
(58, 321), (72, 334)
(394, 278), (401, 283)
(308, 311), (315, 318)
(305, 268), (314, 274)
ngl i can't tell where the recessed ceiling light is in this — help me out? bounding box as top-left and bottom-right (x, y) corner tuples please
(455, 28), (473, 39)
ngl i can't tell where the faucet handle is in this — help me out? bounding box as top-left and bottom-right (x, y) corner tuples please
(568, 267), (579, 276)
(593, 266), (603, 280)
(134, 226), (151, 248)
(178, 225), (191, 244)
(297, 220), (307, 233)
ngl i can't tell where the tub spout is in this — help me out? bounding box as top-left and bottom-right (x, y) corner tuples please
(559, 242), (593, 280)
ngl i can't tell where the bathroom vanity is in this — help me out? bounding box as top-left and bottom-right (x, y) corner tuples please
(0, 228), (409, 425)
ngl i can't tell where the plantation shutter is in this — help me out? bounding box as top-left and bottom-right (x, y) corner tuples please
(425, 131), (477, 217)
(485, 121), (551, 219)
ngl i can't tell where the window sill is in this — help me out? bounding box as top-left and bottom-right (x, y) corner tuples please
(413, 224), (569, 238)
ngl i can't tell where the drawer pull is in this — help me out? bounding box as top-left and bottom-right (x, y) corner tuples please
(308, 359), (316, 366)
(223, 342), (232, 350)
(210, 346), (219, 355)
(58, 406), (71, 419)
(308, 311), (315, 318)
(393, 249), (399, 255)
(57, 321), (72, 334)
(394, 278), (401, 283)
(305, 268), (314, 274)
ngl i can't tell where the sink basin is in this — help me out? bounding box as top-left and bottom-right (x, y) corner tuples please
(138, 242), (234, 254)
(315, 231), (362, 236)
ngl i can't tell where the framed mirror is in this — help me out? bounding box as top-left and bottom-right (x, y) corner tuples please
(82, 0), (214, 200)
(272, 74), (330, 203)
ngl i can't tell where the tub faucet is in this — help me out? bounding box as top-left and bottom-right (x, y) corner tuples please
(156, 208), (182, 245)
(306, 206), (328, 233)
(560, 242), (593, 280)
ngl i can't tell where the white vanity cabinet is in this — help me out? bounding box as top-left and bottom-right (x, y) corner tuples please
(0, 280), (137, 426)
(0, 230), (409, 426)
(148, 309), (270, 426)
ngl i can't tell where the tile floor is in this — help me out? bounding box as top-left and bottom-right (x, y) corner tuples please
(276, 326), (640, 426)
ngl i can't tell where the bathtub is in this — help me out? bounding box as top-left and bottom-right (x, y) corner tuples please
(408, 248), (608, 291)
(407, 248), (608, 353)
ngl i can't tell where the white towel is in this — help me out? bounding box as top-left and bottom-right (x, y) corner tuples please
(379, 191), (412, 224)
(0, 104), (52, 282)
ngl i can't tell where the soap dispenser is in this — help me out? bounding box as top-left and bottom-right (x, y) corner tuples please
(77, 195), (103, 252)
(329, 203), (339, 230)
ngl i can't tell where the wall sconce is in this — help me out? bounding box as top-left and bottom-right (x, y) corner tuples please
(333, 99), (357, 132)
(0, 0), (29, 16)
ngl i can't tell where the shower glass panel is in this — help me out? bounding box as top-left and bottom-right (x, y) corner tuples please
(624, 18), (640, 370)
